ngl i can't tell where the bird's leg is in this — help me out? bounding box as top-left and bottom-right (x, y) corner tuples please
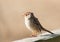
(32, 31), (37, 37)
(32, 30), (40, 37)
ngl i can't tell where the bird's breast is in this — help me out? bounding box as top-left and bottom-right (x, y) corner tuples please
(25, 19), (33, 31)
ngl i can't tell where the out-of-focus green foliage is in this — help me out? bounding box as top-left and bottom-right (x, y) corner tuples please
(35, 36), (60, 42)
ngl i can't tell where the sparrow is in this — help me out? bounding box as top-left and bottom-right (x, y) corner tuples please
(23, 12), (54, 37)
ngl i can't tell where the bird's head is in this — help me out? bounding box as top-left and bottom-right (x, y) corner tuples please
(23, 12), (34, 19)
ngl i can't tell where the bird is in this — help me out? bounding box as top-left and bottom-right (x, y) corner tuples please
(23, 12), (54, 37)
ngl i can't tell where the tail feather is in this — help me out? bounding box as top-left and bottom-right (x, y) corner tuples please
(41, 28), (54, 34)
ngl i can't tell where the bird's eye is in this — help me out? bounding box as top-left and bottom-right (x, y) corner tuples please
(28, 14), (29, 15)
(25, 14), (29, 16)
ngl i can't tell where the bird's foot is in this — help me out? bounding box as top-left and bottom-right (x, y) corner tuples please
(31, 34), (37, 37)
(31, 32), (38, 37)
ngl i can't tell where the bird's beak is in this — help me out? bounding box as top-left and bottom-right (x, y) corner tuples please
(22, 14), (26, 16)
(22, 14), (27, 16)
(22, 14), (24, 16)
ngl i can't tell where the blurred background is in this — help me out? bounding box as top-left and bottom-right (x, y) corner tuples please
(0, 0), (60, 42)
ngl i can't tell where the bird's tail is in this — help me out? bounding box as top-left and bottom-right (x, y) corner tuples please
(41, 28), (54, 34)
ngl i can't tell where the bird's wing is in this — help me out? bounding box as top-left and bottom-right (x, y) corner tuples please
(33, 17), (43, 28)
